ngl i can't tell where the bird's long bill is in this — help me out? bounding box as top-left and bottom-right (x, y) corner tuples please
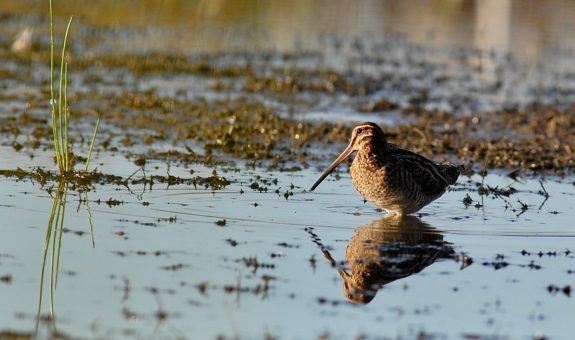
(310, 143), (354, 191)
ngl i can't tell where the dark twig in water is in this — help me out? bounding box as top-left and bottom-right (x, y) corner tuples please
(498, 195), (513, 211)
(516, 199), (529, 217)
(478, 149), (490, 194)
(537, 196), (549, 212)
(538, 180), (550, 198)
(537, 180), (550, 211)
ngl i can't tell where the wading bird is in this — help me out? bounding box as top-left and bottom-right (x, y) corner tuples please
(310, 122), (461, 215)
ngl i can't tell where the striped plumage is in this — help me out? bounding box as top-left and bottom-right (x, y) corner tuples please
(310, 122), (461, 215)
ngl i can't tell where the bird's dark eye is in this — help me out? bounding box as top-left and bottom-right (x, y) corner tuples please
(356, 128), (363, 134)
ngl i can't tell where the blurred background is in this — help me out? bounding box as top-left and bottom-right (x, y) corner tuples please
(3, 0), (575, 60)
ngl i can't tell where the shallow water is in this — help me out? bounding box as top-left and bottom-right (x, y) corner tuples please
(1, 1), (575, 339)
(1, 146), (574, 339)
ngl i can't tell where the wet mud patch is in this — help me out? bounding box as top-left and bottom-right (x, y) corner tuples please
(2, 32), (575, 176)
(3, 100), (575, 179)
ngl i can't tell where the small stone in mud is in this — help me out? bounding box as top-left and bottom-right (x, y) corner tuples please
(215, 219), (226, 227)
(462, 194), (473, 206)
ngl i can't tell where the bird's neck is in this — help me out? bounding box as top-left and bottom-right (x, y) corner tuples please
(363, 137), (389, 153)
(357, 139), (389, 167)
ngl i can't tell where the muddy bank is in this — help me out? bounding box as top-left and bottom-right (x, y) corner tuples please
(1, 15), (574, 178)
(1, 66), (573, 177)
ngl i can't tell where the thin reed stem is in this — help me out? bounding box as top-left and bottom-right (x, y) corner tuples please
(85, 113), (102, 171)
(85, 192), (96, 248)
(63, 62), (69, 172)
(49, 0), (62, 170)
(58, 16), (73, 173)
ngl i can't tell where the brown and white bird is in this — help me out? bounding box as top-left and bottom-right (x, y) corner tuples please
(310, 122), (461, 215)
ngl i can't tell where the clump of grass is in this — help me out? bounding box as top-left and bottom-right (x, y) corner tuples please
(49, 0), (100, 176)
(36, 1), (100, 331)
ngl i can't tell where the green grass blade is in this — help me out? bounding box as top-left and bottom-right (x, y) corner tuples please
(49, 0), (62, 171)
(63, 62), (69, 172)
(85, 113), (101, 171)
(58, 16), (73, 174)
(49, 0), (54, 102)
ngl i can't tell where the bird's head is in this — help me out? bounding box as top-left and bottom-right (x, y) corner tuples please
(310, 122), (387, 192)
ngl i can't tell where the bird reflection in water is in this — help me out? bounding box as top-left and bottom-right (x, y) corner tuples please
(320, 215), (457, 304)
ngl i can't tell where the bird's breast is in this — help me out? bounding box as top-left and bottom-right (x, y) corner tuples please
(350, 154), (389, 200)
